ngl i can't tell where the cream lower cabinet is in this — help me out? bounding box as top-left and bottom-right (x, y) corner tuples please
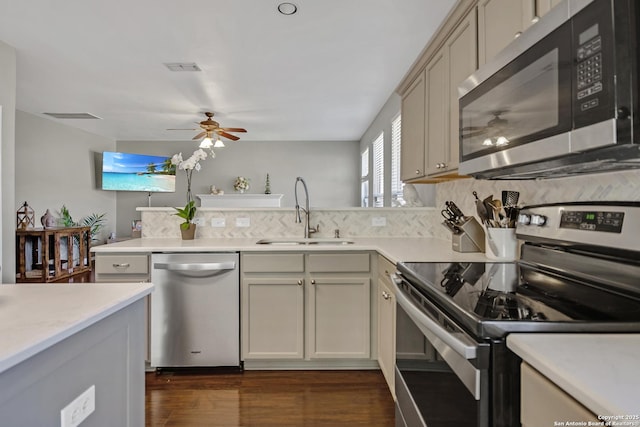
(241, 252), (373, 362)
(377, 255), (396, 398)
(94, 253), (151, 361)
(521, 363), (598, 426)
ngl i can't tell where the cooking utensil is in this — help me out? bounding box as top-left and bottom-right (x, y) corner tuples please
(483, 195), (496, 226)
(502, 190), (520, 207)
(473, 191), (490, 226)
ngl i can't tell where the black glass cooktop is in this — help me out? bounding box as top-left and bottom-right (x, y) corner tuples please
(397, 261), (640, 339)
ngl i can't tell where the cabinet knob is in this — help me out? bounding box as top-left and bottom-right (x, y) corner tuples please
(297, 279), (303, 286)
(311, 279), (316, 285)
(415, 169), (421, 175)
(515, 31), (523, 39)
(382, 291), (391, 300)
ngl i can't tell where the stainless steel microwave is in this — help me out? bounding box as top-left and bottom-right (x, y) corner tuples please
(458, 0), (640, 179)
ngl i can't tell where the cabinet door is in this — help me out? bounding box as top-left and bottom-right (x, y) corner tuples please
(307, 277), (371, 359)
(400, 71), (426, 181)
(443, 8), (477, 174)
(521, 363), (598, 426)
(242, 277), (304, 359)
(425, 50), (448, 176)
(377, 275), (396, 398)
(478, 0), (525, 65)
(523, 0), (562, 31)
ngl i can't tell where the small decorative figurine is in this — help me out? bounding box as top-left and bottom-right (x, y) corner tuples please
(41, 209), (56, 228)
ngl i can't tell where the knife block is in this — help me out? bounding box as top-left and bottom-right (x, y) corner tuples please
(451, 216), (485, 253)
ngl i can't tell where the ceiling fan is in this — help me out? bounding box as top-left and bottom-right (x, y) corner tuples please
(169, 112), (247, 147)
(461, 110), (509, 139)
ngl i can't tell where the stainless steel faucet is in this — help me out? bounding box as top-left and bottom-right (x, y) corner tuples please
(294, 177), (319, 238)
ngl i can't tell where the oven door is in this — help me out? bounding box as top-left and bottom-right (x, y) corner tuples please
(392, 274), (490, 427)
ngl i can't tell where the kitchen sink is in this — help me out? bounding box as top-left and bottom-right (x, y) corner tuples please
(255, 238), (355, 245)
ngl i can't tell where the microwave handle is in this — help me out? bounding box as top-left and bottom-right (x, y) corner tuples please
(391, 273), (478, 360)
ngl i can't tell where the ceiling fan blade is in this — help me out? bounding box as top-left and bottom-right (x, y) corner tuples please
(219, 127), (247, 133)
(192, 131), (206, 140)
(217, 131), (240, 141)
(167, 128), (197, 131)
(464, 129), (489, 138)
(462, 126), (486, 131)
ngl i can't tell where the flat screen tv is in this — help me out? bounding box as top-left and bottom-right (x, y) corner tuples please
(101, 151), (176, 192)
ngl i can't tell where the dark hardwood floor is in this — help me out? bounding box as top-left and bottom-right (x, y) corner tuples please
(146, 370), (395, 426)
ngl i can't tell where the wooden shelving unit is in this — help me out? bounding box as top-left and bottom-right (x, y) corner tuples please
(16, 226), (91, 283)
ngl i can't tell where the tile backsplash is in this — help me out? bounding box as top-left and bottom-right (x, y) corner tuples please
(139, 169), (639, 240)
(139, 207), (441, 239)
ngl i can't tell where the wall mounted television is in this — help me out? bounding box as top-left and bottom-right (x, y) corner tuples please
(101, 151), (176, 192)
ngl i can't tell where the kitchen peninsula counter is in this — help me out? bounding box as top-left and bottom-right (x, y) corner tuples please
(507, 333), (640, 419)
(0, 282), (153, 425)
(91, 236), (489, 264)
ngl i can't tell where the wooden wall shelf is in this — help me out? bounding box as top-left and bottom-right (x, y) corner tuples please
(16, 226), (91, 283)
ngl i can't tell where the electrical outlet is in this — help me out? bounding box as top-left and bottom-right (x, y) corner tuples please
(192, 217), (205, 226)
(236, 217), (251, 227)
(60, 385), (95, 427)
(211, 218), (226, 228)
(372, 217), (387, 227)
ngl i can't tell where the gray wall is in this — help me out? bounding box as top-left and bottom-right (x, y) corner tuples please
(115, 140), (360, 238)
(0, 40), (16, 282)
(15, 111), (117, 243)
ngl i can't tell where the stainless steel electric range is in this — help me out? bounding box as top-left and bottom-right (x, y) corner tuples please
(392, 202), (640, 427)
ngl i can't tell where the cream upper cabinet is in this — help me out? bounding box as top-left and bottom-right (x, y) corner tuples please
(425, 50), (448, 176)
(427, 8), (477, 176)
(478, 0), (525, 66)
(400, 71), (426, 181)
(480, 0), (563, 65)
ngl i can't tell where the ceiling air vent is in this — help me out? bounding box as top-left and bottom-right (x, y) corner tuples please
(43, 112), (102, 119)
(164, 62), (202, 72)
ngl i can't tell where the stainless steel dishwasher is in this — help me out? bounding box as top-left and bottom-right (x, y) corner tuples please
(150, 252), (240, 369)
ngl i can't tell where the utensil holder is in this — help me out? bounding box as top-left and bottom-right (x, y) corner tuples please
(485, 228), (520, 260)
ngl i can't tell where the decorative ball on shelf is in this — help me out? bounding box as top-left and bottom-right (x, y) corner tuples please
(16, 201), (35, 230)
(233, 176), (249, 193)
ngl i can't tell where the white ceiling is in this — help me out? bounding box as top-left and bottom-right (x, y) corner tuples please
(0, 0), (456, 142)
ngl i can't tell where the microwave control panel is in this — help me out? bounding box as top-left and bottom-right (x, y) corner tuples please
(576, 25), (603, 109)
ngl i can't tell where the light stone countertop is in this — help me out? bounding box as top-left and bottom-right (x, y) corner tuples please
(0, 282), (154, 375)
(91, 236), (490, 264)
(507, 333), (640, 417)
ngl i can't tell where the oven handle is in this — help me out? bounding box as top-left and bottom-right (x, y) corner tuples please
(391, 273), (479, 360)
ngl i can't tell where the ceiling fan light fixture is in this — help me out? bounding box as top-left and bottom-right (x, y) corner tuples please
(278, 2), (297, 15)
(214, 136), (225, 148)
(482, 138), (494, 146)
(496, 136), (510, 146)
(199, 137), (213, 148)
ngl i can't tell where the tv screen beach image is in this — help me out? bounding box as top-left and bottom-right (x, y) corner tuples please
(102, 151), (176, 192)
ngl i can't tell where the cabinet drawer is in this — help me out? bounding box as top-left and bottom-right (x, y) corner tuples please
(95, 255), (149, 275)
(308, 253), (370, 273)
(242, 253), (304, 273)
(377, 255), (395, 279)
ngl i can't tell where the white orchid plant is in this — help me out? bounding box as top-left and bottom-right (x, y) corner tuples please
(171, 148), (210, 229)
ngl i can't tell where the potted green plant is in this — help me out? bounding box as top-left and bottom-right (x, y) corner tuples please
(171, 148), (210, 240)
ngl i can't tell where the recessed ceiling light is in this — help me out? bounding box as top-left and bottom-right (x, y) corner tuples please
(278, 2), (297, 15)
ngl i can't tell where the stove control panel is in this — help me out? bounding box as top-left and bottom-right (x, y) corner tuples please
(518, 213), (547, 226)
(560, 210), (624, 233)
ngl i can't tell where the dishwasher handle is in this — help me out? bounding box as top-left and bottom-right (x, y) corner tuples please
(153, 261), (236, 273)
